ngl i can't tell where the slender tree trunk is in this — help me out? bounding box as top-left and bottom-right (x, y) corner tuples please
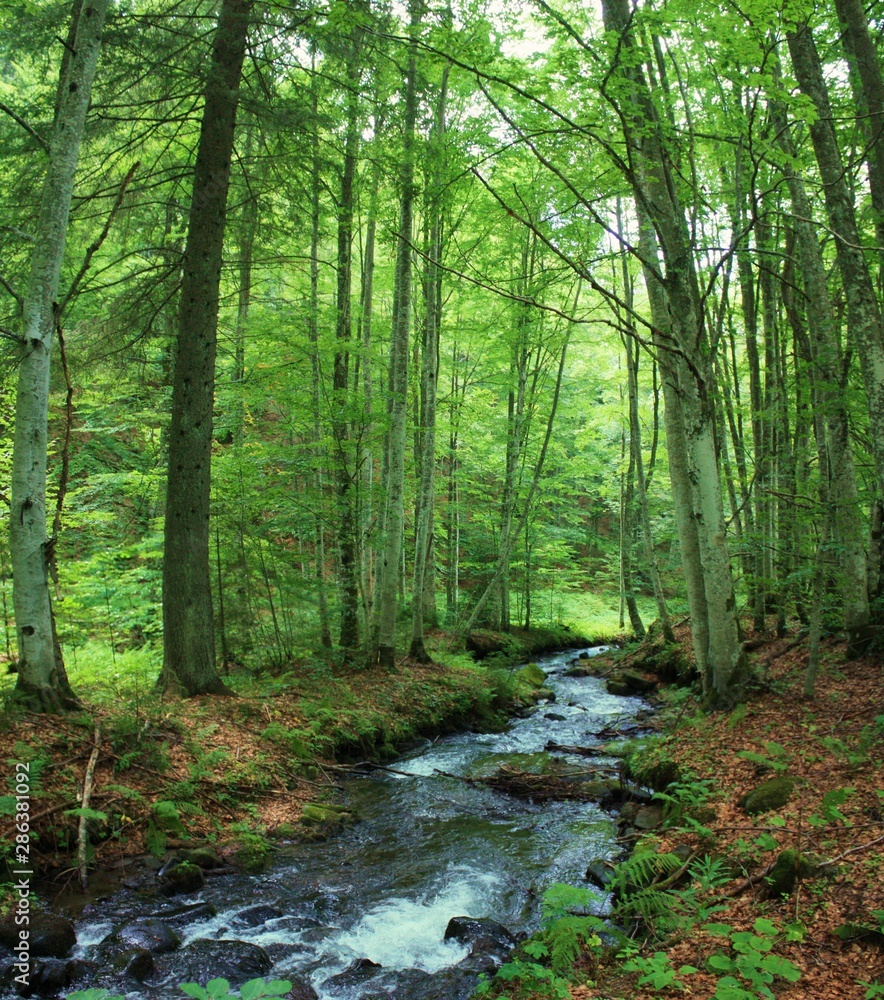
(637, 213), (711, 689)
(463, 333), (570, 636)
(625, 333), (673, 641)
(373, 1), (419, 669)
(158, 0), (250, 696)
(334, 49), (362, 653)
(788, 24), (884, 524)
(307, 55), (332, 651)
(232, 126), (257, 449)
(773, 101), (869, 639)
(357, 118), (383, 635)
(603, 0), (745, 703)
(10, 0), (109, 711)
(409, 65), (449, 661)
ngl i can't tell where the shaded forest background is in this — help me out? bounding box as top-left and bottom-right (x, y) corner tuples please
(1, 0), (882, 706)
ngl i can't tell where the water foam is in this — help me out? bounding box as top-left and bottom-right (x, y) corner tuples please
(330, 868), (500, 972)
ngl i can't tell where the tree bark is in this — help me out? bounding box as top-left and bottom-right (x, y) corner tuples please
(788, 24), (884, 516)
(157, 0), (251, 696)
(334, 40), (362, 654)
(409, 62), (449, 661)
(10, 0), (109, 711)
(373, 0), (419, 669)
(603, 0), (746, 704)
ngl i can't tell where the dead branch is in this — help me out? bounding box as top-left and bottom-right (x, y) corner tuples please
(77, 725), (101, 890)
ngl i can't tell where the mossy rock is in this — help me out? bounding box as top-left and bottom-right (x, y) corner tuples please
(517, 663), (546, 688)
(620, 670), (658, 693)
(740, 775), (795, 815)
(159, 862), (205, 896)
(606, 677), (632, 697)
(765, 849), (817, 897)
(180, 848), (223, 870)
(301, 802), (352, 825)
(229, 838), (273, 873)
(623, 740), (682, 791)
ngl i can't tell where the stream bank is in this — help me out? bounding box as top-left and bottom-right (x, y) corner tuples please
(1, 643), (654, 1000)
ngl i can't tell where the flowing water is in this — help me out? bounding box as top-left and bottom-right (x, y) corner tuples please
(68, 647), (646, 999)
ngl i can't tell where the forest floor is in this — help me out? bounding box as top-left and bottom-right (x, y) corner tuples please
(561, 624), (884, 1000)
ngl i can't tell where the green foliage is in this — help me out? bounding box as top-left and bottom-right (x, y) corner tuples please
(861, 981), (884, 999)
(705, 918), (801, 1000)
(67, 991), (125, 1000)
(612, 847), (684, 936)
(67, 980), (292, 1000)
(808, 787), (855, 828)
(623, 951), (698, 990)
(654, 776), (717, 832)
(623, 738), (682, 791)
(735, 741), (790, 774)
(820, 717), (884, 770)
(475, 883), (603, 998)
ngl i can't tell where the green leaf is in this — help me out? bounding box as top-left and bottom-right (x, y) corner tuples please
(705, 922), (734, 936)
(708, 952), (736, 972)
(205, 979), (232, 999)
(760, 954), (801, 981)
(179, 986), (209, 1000)
(63, 807), (109, 822)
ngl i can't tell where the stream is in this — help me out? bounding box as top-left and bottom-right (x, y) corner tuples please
(59, 647), (647, 999)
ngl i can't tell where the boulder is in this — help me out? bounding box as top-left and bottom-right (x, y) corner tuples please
(517, 663), (547, 688)
(161, 938), (272, 984)
(285, 979), (320, 1000)
(159, 861), (205, 896)
(620, 670), (658, 693)
(322, 957), (382, 991)
(444, 915), (516, 970)
(231, 905), (283, 929)
(607, 672), (657, 696)
(180, 848), (225, 870)
(104, 918), (181, 955)
(22, 957), (74, 996)
(300, 803), (351, 825)
(161, 902), (218, 927)
(107, 947), (155, 981)
(740, 776), (795, 815)
(633, 805), (664, 830)
(585, 859), (616, 890)
(606, 677), (632, 697)
(0, 912), (76, 958)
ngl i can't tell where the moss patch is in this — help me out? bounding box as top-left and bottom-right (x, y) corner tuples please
(740, 775), (796, 815)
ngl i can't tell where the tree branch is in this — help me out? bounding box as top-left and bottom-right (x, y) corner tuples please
(0, 101), (49, 153)
(58, 161), (140, 315)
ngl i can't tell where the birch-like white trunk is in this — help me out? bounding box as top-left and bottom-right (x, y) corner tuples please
(10, 0), (109, 710)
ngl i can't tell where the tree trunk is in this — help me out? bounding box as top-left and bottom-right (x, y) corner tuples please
(10, 0), (109, 711)
(158, 0), (251, 696)
(409, 64), (449, 662)
(788, 24), (884, 518)
(603, 0), (745, 704)
(373, 1), (419, 669)
(773, 100), (869, 640)
(334, 43), (362, 654)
